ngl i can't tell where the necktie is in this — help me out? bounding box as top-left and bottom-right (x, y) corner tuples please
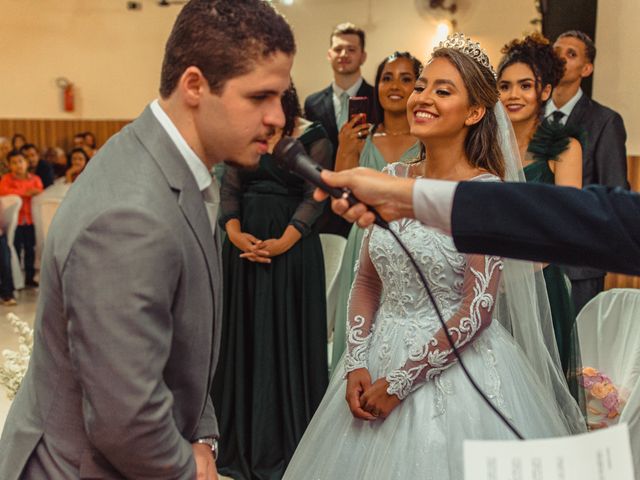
(202, 179), (220, 237)
(337, 91), (349, 130)
(552, 110), (565, 125)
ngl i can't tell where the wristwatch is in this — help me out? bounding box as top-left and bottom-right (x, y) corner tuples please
(196, 437), (219, 460)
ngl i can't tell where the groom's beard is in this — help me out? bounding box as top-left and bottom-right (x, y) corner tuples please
(224, 127), (277, 171)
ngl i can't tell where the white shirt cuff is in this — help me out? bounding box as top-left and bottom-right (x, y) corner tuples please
(412, 179), (458, 234)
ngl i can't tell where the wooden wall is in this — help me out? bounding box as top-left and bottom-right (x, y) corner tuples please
(0, 119), (637, 289)
(0, 119), (131, 152)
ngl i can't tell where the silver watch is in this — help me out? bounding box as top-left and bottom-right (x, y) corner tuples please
(196, 437), (219, 460)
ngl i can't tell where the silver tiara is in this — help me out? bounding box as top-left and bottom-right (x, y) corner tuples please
(435, 33), (497, 79)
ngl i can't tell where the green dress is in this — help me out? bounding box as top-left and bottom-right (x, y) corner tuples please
(525, 119), (586, 406)
(330, 136), (420, 374)
(213, 123), (331, 480)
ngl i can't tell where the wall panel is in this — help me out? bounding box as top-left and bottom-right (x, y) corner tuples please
(0, 119), (130, 152)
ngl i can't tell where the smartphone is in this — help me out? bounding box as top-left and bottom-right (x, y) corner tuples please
(348, 96), (369, 126)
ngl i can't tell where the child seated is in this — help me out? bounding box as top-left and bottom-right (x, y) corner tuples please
(0, 150), (44, 287)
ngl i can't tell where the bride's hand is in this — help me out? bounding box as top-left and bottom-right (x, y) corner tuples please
(360, 378), (402, 419)
(345, 368), (377, 421)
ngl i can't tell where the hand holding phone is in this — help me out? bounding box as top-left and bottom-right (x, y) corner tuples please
(348, 96), (369, 127)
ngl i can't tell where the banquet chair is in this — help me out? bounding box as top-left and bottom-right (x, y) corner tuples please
(0, 195), (24, 290)
(32, 192), (65, 269)
(577, 288), (640, 479)
(319, 233), (347, 341)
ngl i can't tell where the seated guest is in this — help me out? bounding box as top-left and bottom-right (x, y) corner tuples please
(72, 132), (85, 148)
(0, 150), (44, 287)
(65, 147), (90, 184)
(21, 144), (55, 188)
(83, 131), (98, 157)
(11, 134), (26, 151)
(43, 146), (68, 179)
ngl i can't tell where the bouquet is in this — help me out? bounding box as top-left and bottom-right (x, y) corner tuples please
(0, 313), (33, 400)
(579, 366), (626, 430)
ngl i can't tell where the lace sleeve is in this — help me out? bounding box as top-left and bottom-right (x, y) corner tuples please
(385, 254), (504, 399)
(218, 165), (243, 229)
(343, 229), (382, 376)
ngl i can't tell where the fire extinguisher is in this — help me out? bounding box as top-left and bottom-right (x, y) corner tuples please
(56, 77), (74, 112)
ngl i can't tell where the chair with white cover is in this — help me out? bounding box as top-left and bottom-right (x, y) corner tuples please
(319, 233), (347, 342)
(32, 185), (68, 270)
(0, 195), (24, 290)
(577, 288), (640, 478)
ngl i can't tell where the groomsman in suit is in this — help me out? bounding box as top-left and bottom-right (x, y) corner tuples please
(0, 1), (294, 479)
(546, 30), (629, 313)
(304, 22), (375, 237)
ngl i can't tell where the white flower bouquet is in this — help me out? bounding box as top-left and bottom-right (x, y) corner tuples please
(0, 313), (33, 400)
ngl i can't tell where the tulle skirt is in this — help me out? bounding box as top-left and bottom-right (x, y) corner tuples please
(284, 322), (574, 480)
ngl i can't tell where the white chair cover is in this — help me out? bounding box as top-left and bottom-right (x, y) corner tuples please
(32, 184), (68, 270)
(319, 233), (346, 341)
(0, 195), (24, 290)
(577, 288), (640, 478)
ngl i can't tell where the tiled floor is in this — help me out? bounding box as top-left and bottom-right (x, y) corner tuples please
(0, 289), (233, 479)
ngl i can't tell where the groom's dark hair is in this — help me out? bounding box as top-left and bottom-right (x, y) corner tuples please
(159, 0), (296, 98)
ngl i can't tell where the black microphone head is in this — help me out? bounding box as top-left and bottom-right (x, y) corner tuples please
(273, 136), (305, 171)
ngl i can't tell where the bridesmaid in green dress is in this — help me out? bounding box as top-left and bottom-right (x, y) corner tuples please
(330, 52), (421, 373)
(498, 33), (585, 399)
(213, 84), (331, 480)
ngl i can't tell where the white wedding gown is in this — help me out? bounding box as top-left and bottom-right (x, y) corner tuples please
(284, 172), (582, 480)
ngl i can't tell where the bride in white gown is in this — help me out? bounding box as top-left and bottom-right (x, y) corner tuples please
(284, 34), (586, 480)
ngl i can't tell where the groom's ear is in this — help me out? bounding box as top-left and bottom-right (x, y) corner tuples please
(465, 105), (486, 126)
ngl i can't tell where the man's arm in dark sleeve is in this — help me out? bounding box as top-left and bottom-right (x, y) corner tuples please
(451, 182), (640, 275)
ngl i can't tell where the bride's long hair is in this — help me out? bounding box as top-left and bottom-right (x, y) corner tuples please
(425, 48), (506, 179)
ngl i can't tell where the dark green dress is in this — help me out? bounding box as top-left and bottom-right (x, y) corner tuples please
(213, 123), (330, 480)
(525, 120), (586, 406)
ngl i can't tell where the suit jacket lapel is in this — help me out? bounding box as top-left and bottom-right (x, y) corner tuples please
(131, 107), (220, 394)
(130, 107), (219, 315)
(320, 86), (338, 137)
(566, 94), (589, 127)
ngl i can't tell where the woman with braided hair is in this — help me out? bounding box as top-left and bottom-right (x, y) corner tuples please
(498, 33), (584, 402)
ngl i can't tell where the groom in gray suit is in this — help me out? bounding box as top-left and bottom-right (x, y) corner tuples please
(0, 1), (294, 479)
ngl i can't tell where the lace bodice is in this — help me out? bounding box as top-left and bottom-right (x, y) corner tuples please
(344, 166), (504, 400)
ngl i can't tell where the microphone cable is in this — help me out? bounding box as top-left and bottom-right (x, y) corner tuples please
(274, 135), (524, 438)
(378, 216), (524, 440)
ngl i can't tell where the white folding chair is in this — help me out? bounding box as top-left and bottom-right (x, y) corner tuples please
(577, 288), (640, 478)
(0, 195), (24, 290)
(319, 234), (347, 342)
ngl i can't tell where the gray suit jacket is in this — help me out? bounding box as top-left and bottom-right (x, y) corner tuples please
(0, 106), (222, 479)
(564, 94), (628, 281)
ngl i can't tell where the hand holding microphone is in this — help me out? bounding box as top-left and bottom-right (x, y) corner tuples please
(274, 136), (415, 229)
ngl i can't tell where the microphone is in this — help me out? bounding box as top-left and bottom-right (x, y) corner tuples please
(273, 136), (389, 229)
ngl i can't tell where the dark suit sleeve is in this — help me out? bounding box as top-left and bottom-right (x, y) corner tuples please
(451, 182), (640, 275)
(304, 96), (319, 122)
(63, 207), (196, 479)
(594, 112), (629, 189)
